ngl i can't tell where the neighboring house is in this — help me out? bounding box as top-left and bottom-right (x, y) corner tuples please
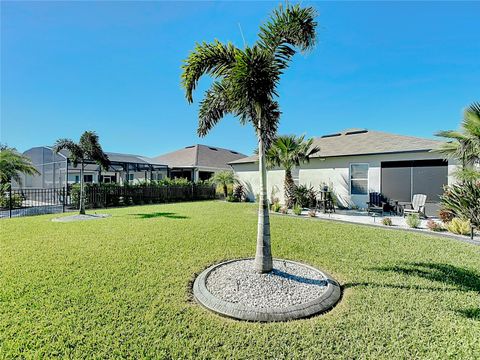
(230, 129), (457, 216)
(16, 146), (168, 189)
(152, 144), (247, 182)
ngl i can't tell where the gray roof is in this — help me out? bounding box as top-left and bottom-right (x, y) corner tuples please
(152, 144), (246, 170)
(229, 129), (445, 164)
(55, 148), (166, 167)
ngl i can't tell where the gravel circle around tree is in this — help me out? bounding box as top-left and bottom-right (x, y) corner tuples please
(51, 214), (111, 222)
(193, 258), (341, 322)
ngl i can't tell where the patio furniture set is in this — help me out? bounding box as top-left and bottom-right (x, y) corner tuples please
(366, 192), (427, 218)
(314, 190), (428, 218)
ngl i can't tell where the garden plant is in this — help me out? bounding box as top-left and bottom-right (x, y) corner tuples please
(181, 3), (317, 272)
(53, 131), (110, 215)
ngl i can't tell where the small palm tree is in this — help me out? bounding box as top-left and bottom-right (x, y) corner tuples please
(0, 144), (40, 189)
(266, 135), (320, 208)
(53, 131), (110, 214)
(435, 102), (480, 181)
(181, 4), (317, 273)
(211, 170), (236, 199)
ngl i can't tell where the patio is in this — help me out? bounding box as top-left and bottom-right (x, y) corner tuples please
(300, 209), (480, 244)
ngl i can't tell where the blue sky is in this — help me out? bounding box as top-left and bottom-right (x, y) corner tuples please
(1, 1), (479, 157)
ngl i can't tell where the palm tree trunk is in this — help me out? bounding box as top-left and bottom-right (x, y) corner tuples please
(79, 162), (85, 215)
(223, 184), (228, 199)
(254, 133), (273, 273)
(284, 168), (296, 208)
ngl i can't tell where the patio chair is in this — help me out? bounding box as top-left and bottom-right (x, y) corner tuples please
(366, 192), (392, 216)
(403, 194), (427, 218)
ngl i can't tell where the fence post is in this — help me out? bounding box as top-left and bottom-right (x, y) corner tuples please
(62, 187), (66, 213)
(9, 186), (12, 218)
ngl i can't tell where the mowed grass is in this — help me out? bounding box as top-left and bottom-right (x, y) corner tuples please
(1, 201), (479, 359)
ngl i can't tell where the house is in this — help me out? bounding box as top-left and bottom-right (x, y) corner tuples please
(229, 129), (457, 216)
(152, 144), (247, 182)
(16, 146), (168, 189)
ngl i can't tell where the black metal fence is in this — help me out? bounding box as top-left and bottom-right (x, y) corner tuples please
(0, 184), (216, 218)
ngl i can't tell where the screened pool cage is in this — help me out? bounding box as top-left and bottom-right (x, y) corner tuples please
(13, 147), (169, 190)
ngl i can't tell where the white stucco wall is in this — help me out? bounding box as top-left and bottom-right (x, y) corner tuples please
(232, 151), (457, 208)
(231, 163), (285, 203)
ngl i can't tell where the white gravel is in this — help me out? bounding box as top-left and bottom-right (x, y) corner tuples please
(205, 259), (327, 309)
(52, 214), (111, 222)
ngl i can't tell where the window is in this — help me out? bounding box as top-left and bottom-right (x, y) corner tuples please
(350, 164), (368, 195)
(84, 174), (93, 183)
(128, 174), (134, 181)
(74, 175), (80, 183)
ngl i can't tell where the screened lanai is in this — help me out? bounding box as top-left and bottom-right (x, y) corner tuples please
(16, 146), (168, 189)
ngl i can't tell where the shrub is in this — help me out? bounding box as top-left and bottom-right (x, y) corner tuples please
(441, 181), (480, 227)
(382, 217), (393, 226)
(225, 195), (239, 202)
(426, 219), (444, 232)
(70, 184), (88, 209)
(294, 184), (316, 208)
(232, 184), (245, 202)
(307, 187), (317, 209)
(439, 209), (454, 223)
(445, 218), (471, 236)
(293, 203), (302, 216)
(271, 201), (281, 212)
(406, 214), (421, 228)
(0, 193), (23, 209)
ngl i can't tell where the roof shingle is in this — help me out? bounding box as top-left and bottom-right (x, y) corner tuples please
(152, 144), (246, 169)
(229, 129), (445, 164)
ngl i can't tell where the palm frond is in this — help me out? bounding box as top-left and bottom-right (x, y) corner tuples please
(258, 4), (317, 70)
(0, 147), (40, 185)
(181, 40), (239, 103)
(79, 131), (110, 169)
(198, 81), (232, 137)
(463, 101), (480, 139)
(53, 138), (83, 167)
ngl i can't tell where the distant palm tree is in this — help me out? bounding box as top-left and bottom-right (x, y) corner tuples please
(181, 4), (317, 273)
(0, 144), (40, 188)
(266, 135), (320, 208)
(53, 131), (110, 214)
(211, 170), (236, 199)
(435, 102), (480, 181)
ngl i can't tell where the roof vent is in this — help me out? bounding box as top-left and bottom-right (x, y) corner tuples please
(321, 133), (341, 138)
(230, 151), (238, 154)
(185, 145), (195, 149)
(345, 129), (368, 136)
(209, 147), (218, 151)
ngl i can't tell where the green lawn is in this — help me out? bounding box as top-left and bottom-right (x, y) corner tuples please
(1, 201), (479, 359)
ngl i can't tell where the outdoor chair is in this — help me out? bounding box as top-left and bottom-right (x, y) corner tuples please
(317, 190), (335, 213)
(403, 194), (427, 218)
(366, 192), (393, 216)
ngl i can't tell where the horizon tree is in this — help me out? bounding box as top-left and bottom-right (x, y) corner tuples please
(0, 144), (40, 189)
(53, 131), (110, 215)
(211, 170), (236, 199)
(181, 4), (317, 273)
(434, 102), (480, 181)
(266, 135), (320, 208)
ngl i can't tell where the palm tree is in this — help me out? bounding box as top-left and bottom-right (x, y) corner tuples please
(53, 131), (110, 215)
(211, 170), (236, 199)
(181, 4), (317, 273)
(266, 135), (320, 208)
(0, 144), (40, 189)
(435, 102), (480, 181)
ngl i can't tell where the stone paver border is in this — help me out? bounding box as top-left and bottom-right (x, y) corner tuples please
(51, 214), (111, 222)
(193, 258), (341, 322)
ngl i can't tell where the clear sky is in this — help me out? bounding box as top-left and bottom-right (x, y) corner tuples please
(1, 1), (479, 157)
